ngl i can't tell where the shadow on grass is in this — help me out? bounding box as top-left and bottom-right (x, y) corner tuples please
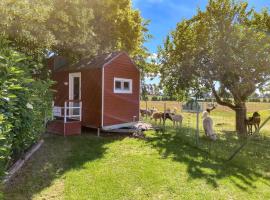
(3, 130), (126, 200)
(146, 127), (270, 191)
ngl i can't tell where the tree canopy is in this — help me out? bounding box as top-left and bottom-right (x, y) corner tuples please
(158, 0), (270, 134)
(0, 0), (149, 61)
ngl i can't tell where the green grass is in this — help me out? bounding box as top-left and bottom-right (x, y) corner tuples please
(3, 129), (270, 199)
(3, 102), (270, 199)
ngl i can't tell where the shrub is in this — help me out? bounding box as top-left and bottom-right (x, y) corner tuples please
(151, 96), (159, 101)
(0, 39), (53, 177)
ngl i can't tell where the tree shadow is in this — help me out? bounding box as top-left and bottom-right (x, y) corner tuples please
(146, 127), (270, 191)
(3, 131), (127, 200)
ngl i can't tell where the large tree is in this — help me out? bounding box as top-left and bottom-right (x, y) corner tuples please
(0, 0), (149, 61)
(158, 0), (270, 134)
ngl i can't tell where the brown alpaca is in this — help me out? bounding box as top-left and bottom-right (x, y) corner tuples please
(151, 112), (172, 124)
(246, 112), (261, 134)
(140, 108), (157, 118)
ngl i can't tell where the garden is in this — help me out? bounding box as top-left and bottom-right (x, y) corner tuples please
(2, 0), (270, 199)
(3, 101), (270, 199)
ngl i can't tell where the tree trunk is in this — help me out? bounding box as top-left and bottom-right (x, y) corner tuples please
(235, 103), (247, 135)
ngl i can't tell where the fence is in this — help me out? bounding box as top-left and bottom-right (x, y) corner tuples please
(52, 100), (82, 123)
(140, 101), (270, 161)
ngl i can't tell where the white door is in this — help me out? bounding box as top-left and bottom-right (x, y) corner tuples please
(69, 72), (81, 116)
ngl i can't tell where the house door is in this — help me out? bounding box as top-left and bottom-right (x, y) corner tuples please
(69, 72), (81, 116)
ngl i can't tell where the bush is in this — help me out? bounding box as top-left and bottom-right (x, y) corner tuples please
(0, 39), (53, 177)
(151, 96), (159, 101)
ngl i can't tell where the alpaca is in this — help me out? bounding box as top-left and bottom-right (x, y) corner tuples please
(173, 107), (178, 114)
(246, 112), (261, 134)
(202, 111), (217, 141)
(152, 112), (164, 124)
(152, 112), (172, 124)
(149, 107), (158, 116)
(140, 109), (148, 117)
(140, 107), (157, 118)
(168, 113), (183, 127)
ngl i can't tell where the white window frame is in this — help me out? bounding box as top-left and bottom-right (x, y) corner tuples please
(114, 77), (132, 94)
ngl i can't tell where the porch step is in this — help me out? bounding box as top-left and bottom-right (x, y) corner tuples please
(47, 120), (81, 136)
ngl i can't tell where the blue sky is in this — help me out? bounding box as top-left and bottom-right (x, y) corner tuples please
(133, 0), (269, 54)
(133, 0), (270, 84)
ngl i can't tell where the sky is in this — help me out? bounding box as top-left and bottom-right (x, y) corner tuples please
(133, 0), (270, 84)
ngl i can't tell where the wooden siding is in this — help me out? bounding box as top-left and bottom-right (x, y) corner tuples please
(52, 68), (102, 128)
(103, 54), (140, 126)
(81, 69), (102, 127)
(47, 120), (81, 135)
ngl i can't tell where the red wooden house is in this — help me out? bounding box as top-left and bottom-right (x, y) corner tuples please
(47, 52), (140, 135)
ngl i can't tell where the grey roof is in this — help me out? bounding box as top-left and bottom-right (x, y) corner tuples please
(56, 51), (123, 71)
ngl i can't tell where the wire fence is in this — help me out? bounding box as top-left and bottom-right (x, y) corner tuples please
(140, 101), (270, 163)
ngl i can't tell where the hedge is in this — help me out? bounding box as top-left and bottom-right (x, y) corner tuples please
(0, 39), (53, 178)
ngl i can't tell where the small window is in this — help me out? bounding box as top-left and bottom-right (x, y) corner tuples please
(115, 81), (122, 90)
(114, 78), (132, 94)
(123, 82), (130, 90)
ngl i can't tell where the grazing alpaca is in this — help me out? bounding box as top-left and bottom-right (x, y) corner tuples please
(140, 109), (147, 117)
(152, 112), (163, 124)
(168, 113), (183, 127)
(202, 111), (217, 141)
(246, 112), (261, 134)
(140, 107), (157, 118)
(152, 112), (172, 124)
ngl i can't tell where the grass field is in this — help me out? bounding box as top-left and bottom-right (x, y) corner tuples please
(141, 101), (270, 135)
(3, 102), (270, 200)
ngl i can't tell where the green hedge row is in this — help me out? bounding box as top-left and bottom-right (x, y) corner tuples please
(0, 39), (53, 177)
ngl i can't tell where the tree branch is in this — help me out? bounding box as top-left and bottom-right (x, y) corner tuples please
(211, 86), (236, 110)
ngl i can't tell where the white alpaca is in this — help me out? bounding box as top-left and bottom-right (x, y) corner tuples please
(169, 114), (183, 127)
(202, 111), (217, 141)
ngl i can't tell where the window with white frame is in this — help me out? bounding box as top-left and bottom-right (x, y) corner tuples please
(114, 78), (132, 94)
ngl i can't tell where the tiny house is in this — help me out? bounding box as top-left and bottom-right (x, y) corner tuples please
(47, 52), (140, 135)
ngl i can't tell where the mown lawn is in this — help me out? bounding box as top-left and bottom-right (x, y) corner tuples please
(3, 123), (270, 200)
(3, 102), (270, 199)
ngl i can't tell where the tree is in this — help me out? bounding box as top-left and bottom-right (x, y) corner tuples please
(0, 0), (149, 61)
(158, 0), (270, 134)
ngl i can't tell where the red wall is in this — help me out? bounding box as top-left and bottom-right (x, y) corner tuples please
(51, 53), (139, 129)
(52, 68), (102, 128)
(103, 54), (140, 126)
(81, 69), (102, 127)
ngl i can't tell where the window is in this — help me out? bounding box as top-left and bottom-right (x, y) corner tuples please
(114, 78), (132, 94)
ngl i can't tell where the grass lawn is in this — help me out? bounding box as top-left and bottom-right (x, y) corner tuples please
(3, 102), (270, 200)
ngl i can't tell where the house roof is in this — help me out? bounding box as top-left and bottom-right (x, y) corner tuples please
(55, 51), (124, 71)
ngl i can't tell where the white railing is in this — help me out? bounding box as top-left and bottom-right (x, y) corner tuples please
(52, 100), (82, 123)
